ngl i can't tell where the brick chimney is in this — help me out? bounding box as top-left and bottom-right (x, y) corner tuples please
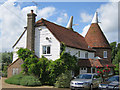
(27, 10), (37, 51)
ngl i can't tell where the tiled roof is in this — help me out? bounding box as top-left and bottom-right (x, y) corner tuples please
(85, 23), (111, 49)
(36, 18), (95, 52)
(78, 59), (115, 67)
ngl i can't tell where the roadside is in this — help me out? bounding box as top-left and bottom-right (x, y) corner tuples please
(1, 77), (70, 89)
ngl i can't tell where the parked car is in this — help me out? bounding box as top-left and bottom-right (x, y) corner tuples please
(70, 73), (102, 90)
(99, 75), (119, 90)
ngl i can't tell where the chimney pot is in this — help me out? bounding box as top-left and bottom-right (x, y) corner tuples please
(31, 10), (33, 13)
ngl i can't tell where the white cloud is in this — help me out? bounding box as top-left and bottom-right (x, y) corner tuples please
(56, 12), (68, 24)
(0, 0), (56, 52)
(81, 2), (118, 43)
(97, 2), (118, 43)
(37, 7), (56, 19)
(81, 24), (90, 37)
(80, 12), (93, 23)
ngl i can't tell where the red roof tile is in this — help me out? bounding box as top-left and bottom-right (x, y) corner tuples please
(85, 23), (111, 49)
(78, 59), (115, 67)
(36, 18), (95, 52)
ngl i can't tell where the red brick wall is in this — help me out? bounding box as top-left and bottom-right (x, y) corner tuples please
(94, 48), (111, 61)
(7, 59), (23, 78)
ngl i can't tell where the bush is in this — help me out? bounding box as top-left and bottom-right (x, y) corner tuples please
(54, 71), (72, 88)
(20, 75), (41, 86)
(5, 74), (23, 85)
(5, 74), (41, 86)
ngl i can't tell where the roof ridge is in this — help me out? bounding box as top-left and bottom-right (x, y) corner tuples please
(37, 18), (75, 32)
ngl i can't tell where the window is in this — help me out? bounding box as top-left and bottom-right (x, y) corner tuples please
(42, 45), (51, 54)
(78, 51), (80, 57)
(103, 51), (107, 58)
(12, 68), (19, 75)
(85, 52), (88, 59)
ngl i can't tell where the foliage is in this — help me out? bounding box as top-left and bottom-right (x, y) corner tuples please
(0, 52), (13, 77)
(49, 53), (79, 85)
(17, 48), (78, 86)
(54, 71), (72, 88)
(96, 65), (110, 81)
(112, 50), (120, 74)
(17, 48), (39, 75)
(60, 42), (66, 56)
(5, 73), (23, 85)
(20, 75), (41, 86)
(110, 42), (120, 75)
(37, 56), (52, 85)
(110, 42), (117, 61)
(5, 73), (41, 86)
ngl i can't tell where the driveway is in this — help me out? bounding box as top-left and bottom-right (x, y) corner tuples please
(1, 77), (70, 90)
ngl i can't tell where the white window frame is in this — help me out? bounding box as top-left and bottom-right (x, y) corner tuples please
(103, 51), (107, 58)
(42, 45), (51, 55)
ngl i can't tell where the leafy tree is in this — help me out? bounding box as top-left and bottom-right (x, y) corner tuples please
(0, 52), (13, 77)
(112, 49), (120, 74)
(17, 48), (38, 74)
(110, 42), (117, 61)
(17, 48), (79, 85)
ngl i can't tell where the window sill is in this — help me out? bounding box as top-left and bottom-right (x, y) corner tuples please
(103, 57), (107, 59)
(42, 54), (52, 56)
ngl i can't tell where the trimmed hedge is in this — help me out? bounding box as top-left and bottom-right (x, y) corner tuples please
(5, 74), (41, 86)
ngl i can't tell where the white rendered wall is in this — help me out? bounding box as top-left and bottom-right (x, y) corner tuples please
(35, 26), (60, 61)
(65, 47), (94, 59)
(13, 31), (27, 62)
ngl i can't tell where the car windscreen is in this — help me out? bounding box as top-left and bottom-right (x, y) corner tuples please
(106, 76), (119, 82)
(76, 74), (92, 79)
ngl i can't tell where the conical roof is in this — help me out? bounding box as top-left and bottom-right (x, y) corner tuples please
(85, 12), (111, 49)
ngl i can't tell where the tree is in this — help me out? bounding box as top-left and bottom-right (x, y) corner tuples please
(110, 42), (117, 61)
(0, 52), (13, 77)
(112, 49), (120, 74)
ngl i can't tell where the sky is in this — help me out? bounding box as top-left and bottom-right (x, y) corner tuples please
(0, 0), (119, 52)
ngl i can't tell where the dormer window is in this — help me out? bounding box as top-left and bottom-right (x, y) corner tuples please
(103, 51), (107, 58)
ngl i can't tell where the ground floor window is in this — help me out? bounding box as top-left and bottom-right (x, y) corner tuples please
(12, 68), (19, 75)
(80, 67), (87, 74)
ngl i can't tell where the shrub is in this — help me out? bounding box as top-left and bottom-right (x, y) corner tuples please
(5, 74), (41, 86)
(54, 71), (72, 88)
(20, 75), (41, 86)
(5, 74), (23, 85)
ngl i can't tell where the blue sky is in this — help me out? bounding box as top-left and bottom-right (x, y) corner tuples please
(15, 2), (107, 33)
(0, 0), (118, 51)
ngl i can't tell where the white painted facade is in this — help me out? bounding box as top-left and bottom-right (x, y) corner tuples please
(35, 26), (60, 61)
(13, 31), (27, 62)
(65, 47), (94, 59)
(13, 26), (95, 62)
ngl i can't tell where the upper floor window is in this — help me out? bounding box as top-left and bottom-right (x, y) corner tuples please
(85, 52), (88, 59)
(78, 51), (80, 57)
(42, 45), (51, 55)
(103, 51), (107, 58)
